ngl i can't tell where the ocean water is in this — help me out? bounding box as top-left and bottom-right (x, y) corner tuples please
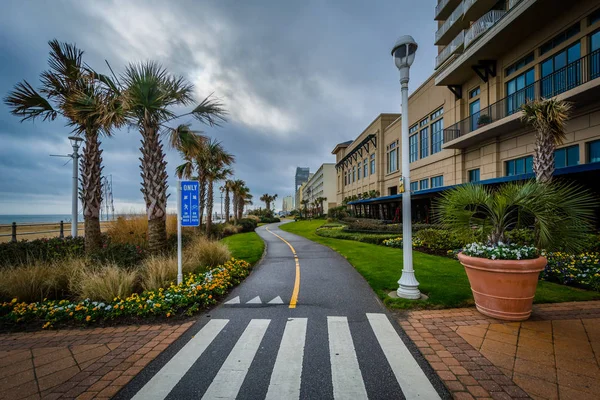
(0, 214), (76, 225)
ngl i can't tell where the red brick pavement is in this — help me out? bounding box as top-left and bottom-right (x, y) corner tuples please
(0, 321), (194, 400)
(397, 301), (600, 400)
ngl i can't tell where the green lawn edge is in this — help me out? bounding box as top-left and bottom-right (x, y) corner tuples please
(221, 231), (265, 266)
(280, 220), (600, 310)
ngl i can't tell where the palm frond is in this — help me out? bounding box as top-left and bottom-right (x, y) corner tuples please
(4, 80), (57, 122)
(190, 94), (227, 126)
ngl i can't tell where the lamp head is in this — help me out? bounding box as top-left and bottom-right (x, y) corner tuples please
(391, 35), (418, 71)
(68, 136), (84, 147)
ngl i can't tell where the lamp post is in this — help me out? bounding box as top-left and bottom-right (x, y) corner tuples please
(219, 186), (224, 221)
(392, 35), (421, 299)
(68, 136), (84, 237)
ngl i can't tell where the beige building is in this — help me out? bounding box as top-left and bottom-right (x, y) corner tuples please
(333, 0), (600, 221)
(295, 181), (307, 212)
(282, 196), (294, 212)
(302, 163), (337, 214)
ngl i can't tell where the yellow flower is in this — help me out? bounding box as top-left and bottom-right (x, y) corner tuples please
(166, 312), (171, 317)
(86, 316), (91, 322)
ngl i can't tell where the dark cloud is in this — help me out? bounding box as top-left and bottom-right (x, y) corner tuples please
(0, 0), (435, 213)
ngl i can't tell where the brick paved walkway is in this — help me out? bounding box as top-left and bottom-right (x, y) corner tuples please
(398, 301), (600, 400)
(0, 321), (194, 400)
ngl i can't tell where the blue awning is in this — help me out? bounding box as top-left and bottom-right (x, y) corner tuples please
(347, 162), (600, 205)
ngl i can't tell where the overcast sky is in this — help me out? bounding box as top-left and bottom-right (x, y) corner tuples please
(0, 0), (437, 215)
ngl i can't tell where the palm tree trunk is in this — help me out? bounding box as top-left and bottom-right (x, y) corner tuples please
(233, 193), (239, 224)
(80, 129), (103, 252)
(206, 179), (214, 234)
(225, 188), (230, 223)
(534, 129), (555, 184)
(140, 126), (168, 253)
(238, 199), (244, 220)
(198, 176), (207, 227)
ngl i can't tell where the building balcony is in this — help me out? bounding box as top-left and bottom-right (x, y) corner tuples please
(464, 9), (506, 49)
(435, 0), (462, 20)
(435, 0), (572, 86)
(435, 1), (466, 45)
(435, 30), (465, 69)
(463, 0), (500, 23)
(443, 49), (600, 149)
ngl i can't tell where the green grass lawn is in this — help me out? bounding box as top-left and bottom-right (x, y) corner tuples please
(221, 232), (265, 266)
(280, 220), (600, 309)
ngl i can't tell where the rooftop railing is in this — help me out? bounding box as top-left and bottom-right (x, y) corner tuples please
(464, 9), (506, 48)
(435, 30), (465, 69)
(435, 1), (464, 44)
(444, 49), (600, 144)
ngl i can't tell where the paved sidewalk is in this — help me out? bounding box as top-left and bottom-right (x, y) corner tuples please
(398, 301), (600, 400)
(0, 321), (194, 400)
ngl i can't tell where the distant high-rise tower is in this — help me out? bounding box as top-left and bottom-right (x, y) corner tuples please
(295, 167), (310, 192)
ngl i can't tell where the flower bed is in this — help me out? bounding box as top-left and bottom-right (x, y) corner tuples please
(541, 252), (600, 291)
(462, 242), (539, 260)
(0, 258), (251, 329)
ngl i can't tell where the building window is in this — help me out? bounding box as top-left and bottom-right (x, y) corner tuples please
(469, 87), (481, 98)
(363, 159), (368, 178)
(430, 175), (443, 188)
(468, 169), (480, 182)
(370, 154), (376, 174)
(430, 108), (443, 120)
(590, 30), (600, 79)
(419, 118), (429, 127)
(357, 163), (361, 180)
(590, 8), (600, 26)
(505, 155), (533, 176)
(541, 41), (581, 98)
(409, 134), (418, 162)
(419, 179), (429, 190)
(388, 142), (398, 173)
(469, 99), (481, 132)
(587, 140), (600, 163)
(555, 145), (579, 168)
(420, 127), (429, 159)
(540, 23), (581, 55)
(410, 181), (418, 192)
(352, 166), (356, 182)
(505, 52), (534, 77)
(506, 68), (535, 115)
(431, 119), (443, 154)
(409, 124), (418, 134)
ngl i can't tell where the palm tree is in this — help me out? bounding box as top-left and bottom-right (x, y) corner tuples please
(230, 179), (245, 224)
(521, 98), (572, 184)
(204, 140), (234, 234)
(260, 193), (278, 212)
(435, 181), (596, 253)
(4, 40), (122, 252)
(301, 199), (310, 218)
(316, 196), (327, 216)
(224, 179), (234, 223)
(237, 187), (252, 220)
(120, 62), (226, 253)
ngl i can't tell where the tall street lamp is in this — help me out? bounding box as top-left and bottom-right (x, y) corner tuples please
(68, 136), (84, 237)
(391, 35), (421, 299)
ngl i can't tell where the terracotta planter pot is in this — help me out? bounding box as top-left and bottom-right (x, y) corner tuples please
(457, 253), (547, 321)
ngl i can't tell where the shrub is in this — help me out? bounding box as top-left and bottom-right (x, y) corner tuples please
(107, 214), (178, 246)
(505, 229), (535, 246)
(222, 224), (242, 236)
(89, 242), (146, 268)
(0, 237), (85, 268)
(245, 215), (260, 223)
(316, 228), (398, 245)
(414, 229), (465, 251)
(185, 237), (232, 271)
(140, 255), (179, 291)
(327, 206), (348, 220)
(260, 217), (281, 223)
(71, 265), (137, 302)
(238, 218), (258, 233)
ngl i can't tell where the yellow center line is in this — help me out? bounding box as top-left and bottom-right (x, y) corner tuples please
(266, 226), (300, 309)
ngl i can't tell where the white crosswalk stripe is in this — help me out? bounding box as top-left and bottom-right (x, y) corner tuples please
(131, 319), (228, 400)
(265, 318), (307, 400)
(130, 313), (440, 400)
(367, 313), (441, 400)
(202, 319), (270, 400)
(327, 316), (368, 400)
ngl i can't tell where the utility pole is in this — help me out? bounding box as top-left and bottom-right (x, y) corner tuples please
(68, 137), (83, 237)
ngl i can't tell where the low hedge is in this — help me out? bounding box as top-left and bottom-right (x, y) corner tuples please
(316, 227), (398, 245)
(0, 258), (252, 329)
(260, 217), (281, 223)
(238, 218), (258, 233)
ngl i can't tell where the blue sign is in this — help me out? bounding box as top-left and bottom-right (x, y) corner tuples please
(180, 181), (200, 227)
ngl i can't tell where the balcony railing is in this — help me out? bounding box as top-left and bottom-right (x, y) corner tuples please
(508, 0), (524, 9)
(435, 30), (465, 69)
(435, 1), (464, 44)
(435, 0), (451, 18)
(444, 49), (600, 144)
(464, 9), (506, 48)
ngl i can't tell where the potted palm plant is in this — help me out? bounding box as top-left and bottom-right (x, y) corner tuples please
(436, 181), (595, 321)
